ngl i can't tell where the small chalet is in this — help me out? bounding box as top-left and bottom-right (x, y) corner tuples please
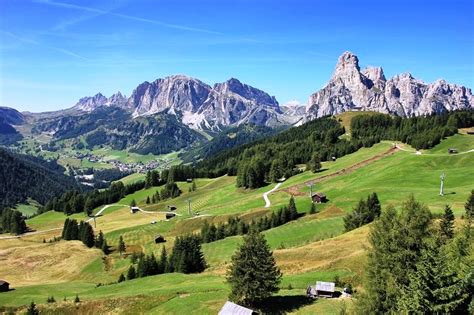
(311, 192), (327, 203)
(218, 301), (254, 315)
(0, 280), (9, 292)
(154, 235), (166, 243)
(167, 205), (177, 211)
(467, 130), (474, 135)
(130, 206), (140, 213)
(166, 213), (176, 220)
(307, 281), (335, 298)
(331, 156), (337, 161)
(448, 148), (458, 154)
(186, 178), (193, 183)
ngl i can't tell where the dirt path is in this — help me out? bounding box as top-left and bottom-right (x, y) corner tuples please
(282, 146), (400, 196)
(263, 182), (282, 208)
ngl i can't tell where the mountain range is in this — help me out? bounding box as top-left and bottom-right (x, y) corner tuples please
(1, 51), (473, 154)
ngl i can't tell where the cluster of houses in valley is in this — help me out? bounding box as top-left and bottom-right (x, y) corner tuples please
(67, 151), (177, 173)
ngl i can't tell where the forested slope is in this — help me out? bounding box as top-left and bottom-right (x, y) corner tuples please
(0, 148), (81, 210)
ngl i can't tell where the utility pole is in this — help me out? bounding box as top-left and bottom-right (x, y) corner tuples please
(187, 199), (192, 216)
(307, 181), (314, 198)
(440, 172), (445, 196)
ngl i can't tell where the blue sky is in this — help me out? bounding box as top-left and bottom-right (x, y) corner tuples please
(0, 0), (473, 112)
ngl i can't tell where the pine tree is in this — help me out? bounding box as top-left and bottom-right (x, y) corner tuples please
(309, 203), (316, 214)
(309, 152), (322, 173)
(95, 230), (104, 248)
(288, 196), (298, 220)
(465, 190), (474, 220)
(357, 196), (432, 314)
(81, 222), (95, 248)
(26, 301), (39, 315)
(74, 294), (80, 303)
(192, 181), (197, 192)
(118, 235), (126, 256)
(145, 171), (152, 189)
(440, 205), (455, 240)
(130, 199), (136, 207)
(118, 273), (126, 283)
(226, 230), (282, 306)
(367, 192), (381, 218)
(399, 237), (468, 313)
(101, 239), (109, 255)
(127, 265), (136, 280)
(159, 246), (168, 274)
(62, 218), (70, 239)
(151, 195), (156, 204)
(146, 196), (150, 204)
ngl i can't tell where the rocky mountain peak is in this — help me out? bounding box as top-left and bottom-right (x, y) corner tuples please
(305, 52), (473, 120)
(362, 66), (386, 83)
(335, 51), (360, 73)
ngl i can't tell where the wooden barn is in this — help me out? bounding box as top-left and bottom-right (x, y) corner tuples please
(311, 192), (327, 203)
(154, 235), (166, 243)
(167, 205), (177, 211)
(448, 148), (458, 154)
(130, 206), (140, 213)
(307, 281), (335, 298)
(0, 280), (9, 292)
(166, 213), (176, 220)
(186, 178), (193, 183)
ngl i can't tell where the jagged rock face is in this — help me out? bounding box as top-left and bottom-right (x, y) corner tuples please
(126, 75), (283, 130)
(306, 51), (474, 120)
(74, 92), (127, 112)
(127, 75), (211, 116)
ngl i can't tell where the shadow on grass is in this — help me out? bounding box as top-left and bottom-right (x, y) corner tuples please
(254, 295), (314, 314)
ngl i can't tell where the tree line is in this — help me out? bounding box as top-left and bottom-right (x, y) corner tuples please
(120, 234), (206, 282)
(0, 208), (27, 234)
(61, 218), (109, 254)
(43, 180), (146, 215)
(351, 110), (474, 150)
(357, 193), (474, 314)
(343, 192), (381, 231)
(200, 197), (300, 243)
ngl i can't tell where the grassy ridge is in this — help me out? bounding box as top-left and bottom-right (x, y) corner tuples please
(3, 132), (472, 314)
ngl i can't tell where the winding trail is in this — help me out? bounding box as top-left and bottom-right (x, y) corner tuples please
(263, 183), (282, 208)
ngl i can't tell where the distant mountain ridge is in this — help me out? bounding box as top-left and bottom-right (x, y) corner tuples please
(72, 76), (290, 131)
(305, 51), (473, 120)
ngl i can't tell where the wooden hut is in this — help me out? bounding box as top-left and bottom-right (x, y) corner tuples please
(311, 192), (327, 203)
(448, 148), (458, 154)
(154, 235), (166, 243)
(315, 281), (335, 298)
(165, 213), (176, 220)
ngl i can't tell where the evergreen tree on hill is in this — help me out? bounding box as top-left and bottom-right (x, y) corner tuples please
(127, 265), (136, 280)
(118, 236), (126, 256)
(227, 230), (281, 306)
(440, 205), (455, 240)
(465, 190), (474, 220)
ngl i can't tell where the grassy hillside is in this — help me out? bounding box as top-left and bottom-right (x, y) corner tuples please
(1, 131), (472, 314)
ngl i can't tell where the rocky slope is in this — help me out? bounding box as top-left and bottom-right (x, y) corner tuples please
(126, 75), (286, 131)
(305, 51), (474, 120)
(73, 92), (127, 112)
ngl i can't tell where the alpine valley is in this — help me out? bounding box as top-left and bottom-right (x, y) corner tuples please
(1, 50), (474, 315)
